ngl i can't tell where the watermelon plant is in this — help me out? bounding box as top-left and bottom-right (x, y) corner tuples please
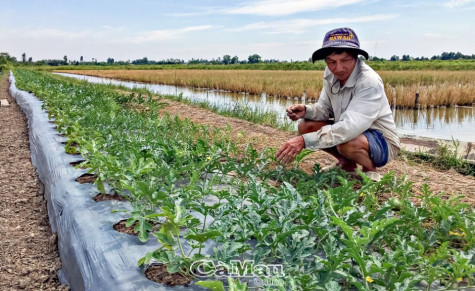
(13, 68), (475, 290)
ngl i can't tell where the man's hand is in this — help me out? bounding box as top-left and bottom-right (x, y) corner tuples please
(276, 136), (305, 163)
(286, 104), (306, 121)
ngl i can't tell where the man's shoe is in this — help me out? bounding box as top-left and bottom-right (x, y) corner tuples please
(347, 171), (381, 182)
(364, 171), (381, 182)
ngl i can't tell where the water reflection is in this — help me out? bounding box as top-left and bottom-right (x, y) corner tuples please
(394, 106), (474, 141)
(56, 73), (475, 142)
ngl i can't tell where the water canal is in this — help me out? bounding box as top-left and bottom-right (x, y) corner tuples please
(56, 73), (475, 142)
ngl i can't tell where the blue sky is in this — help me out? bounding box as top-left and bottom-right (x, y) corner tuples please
(1, 0), (474, 62)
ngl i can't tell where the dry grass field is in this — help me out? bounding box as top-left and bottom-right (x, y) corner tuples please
(59, 69), (475, 108)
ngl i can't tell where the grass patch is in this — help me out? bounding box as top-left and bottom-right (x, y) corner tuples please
(402, 140), (475, 176)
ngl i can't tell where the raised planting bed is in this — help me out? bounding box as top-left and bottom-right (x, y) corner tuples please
(9, 72), (203, 291)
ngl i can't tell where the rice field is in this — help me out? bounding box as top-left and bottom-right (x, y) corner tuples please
(58, 69), (475, 108)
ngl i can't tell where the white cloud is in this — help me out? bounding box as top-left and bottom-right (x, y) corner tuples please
(230, 14), (398, 34)
(180, 25), (214, 33)
(12, 29), (88, 40)
(101, 25), (125, 32)
(225, 0), (362, 16)
(170, 8), (217, 17)
(0, 24), (214, 46)
(0, 27), (122, 41)
(423, 33), (449, 38)
(423, 32), (454, 39)
(129, 25), (214, 43)
(445, 0), (475, 8)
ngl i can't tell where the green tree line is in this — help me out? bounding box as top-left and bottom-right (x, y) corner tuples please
(374, 51), (475, 62)
(2, 51), (475, 71)
(3, 52), (270, 66)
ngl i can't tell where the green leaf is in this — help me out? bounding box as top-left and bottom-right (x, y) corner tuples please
(174, 199), (183, 223)
(154, 226), (176, 250)
(185, 230), (222, 243)
(137, 251), (155, 266)
(166, 263), (181, 274)
(330, 216), (354, 241)
(275, 226), (307, 243)
(125, 217), (136, 227)
(129, 216), (153, 242)
(294, 148), (313, 163)
(144, 213), (166, 219)
(196, 280), (225, 291)
(94, 176), (106, 194)
(324, 281), (341, 291)
(228, 277), (248, 291)
(368, 206), (393, 222)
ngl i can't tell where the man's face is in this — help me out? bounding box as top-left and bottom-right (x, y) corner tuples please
(325, 52), (357, 84)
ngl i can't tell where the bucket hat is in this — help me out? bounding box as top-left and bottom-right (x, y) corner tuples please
(312, 27), (369, 62)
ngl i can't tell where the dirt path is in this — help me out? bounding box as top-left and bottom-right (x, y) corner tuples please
(158, 99), (475, 204)
(0, 75), (67, 290)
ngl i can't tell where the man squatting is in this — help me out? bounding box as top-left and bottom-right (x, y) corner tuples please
(276, 27), (400, 180)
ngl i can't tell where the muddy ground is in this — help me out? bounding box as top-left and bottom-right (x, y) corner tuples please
(0, 75), (67, 290)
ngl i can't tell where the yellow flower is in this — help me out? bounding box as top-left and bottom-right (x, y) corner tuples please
(456, 277), (463, 282)
(449, 231), (465, 237)
(366, 276), (374, 283)
(206, 156), (212, 161)
(359, 192), (365, 197)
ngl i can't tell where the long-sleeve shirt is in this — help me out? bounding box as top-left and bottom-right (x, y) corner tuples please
(302, 59), (400, 161)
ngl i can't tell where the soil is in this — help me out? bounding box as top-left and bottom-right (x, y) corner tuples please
(0, 76), (68, 290)
(74, 173), (96, 184)
(69, 160), (87, 168)
(93, 193), (126, 202)
(145, 264), (192, 287)
(61, 141), (78, 147)
(113, 220), (140, 236)
(157, 98), (475, 205)
(112, 219), (159, 236)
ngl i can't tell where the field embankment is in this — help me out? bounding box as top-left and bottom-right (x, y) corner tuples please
(58, 69), (475, 108)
